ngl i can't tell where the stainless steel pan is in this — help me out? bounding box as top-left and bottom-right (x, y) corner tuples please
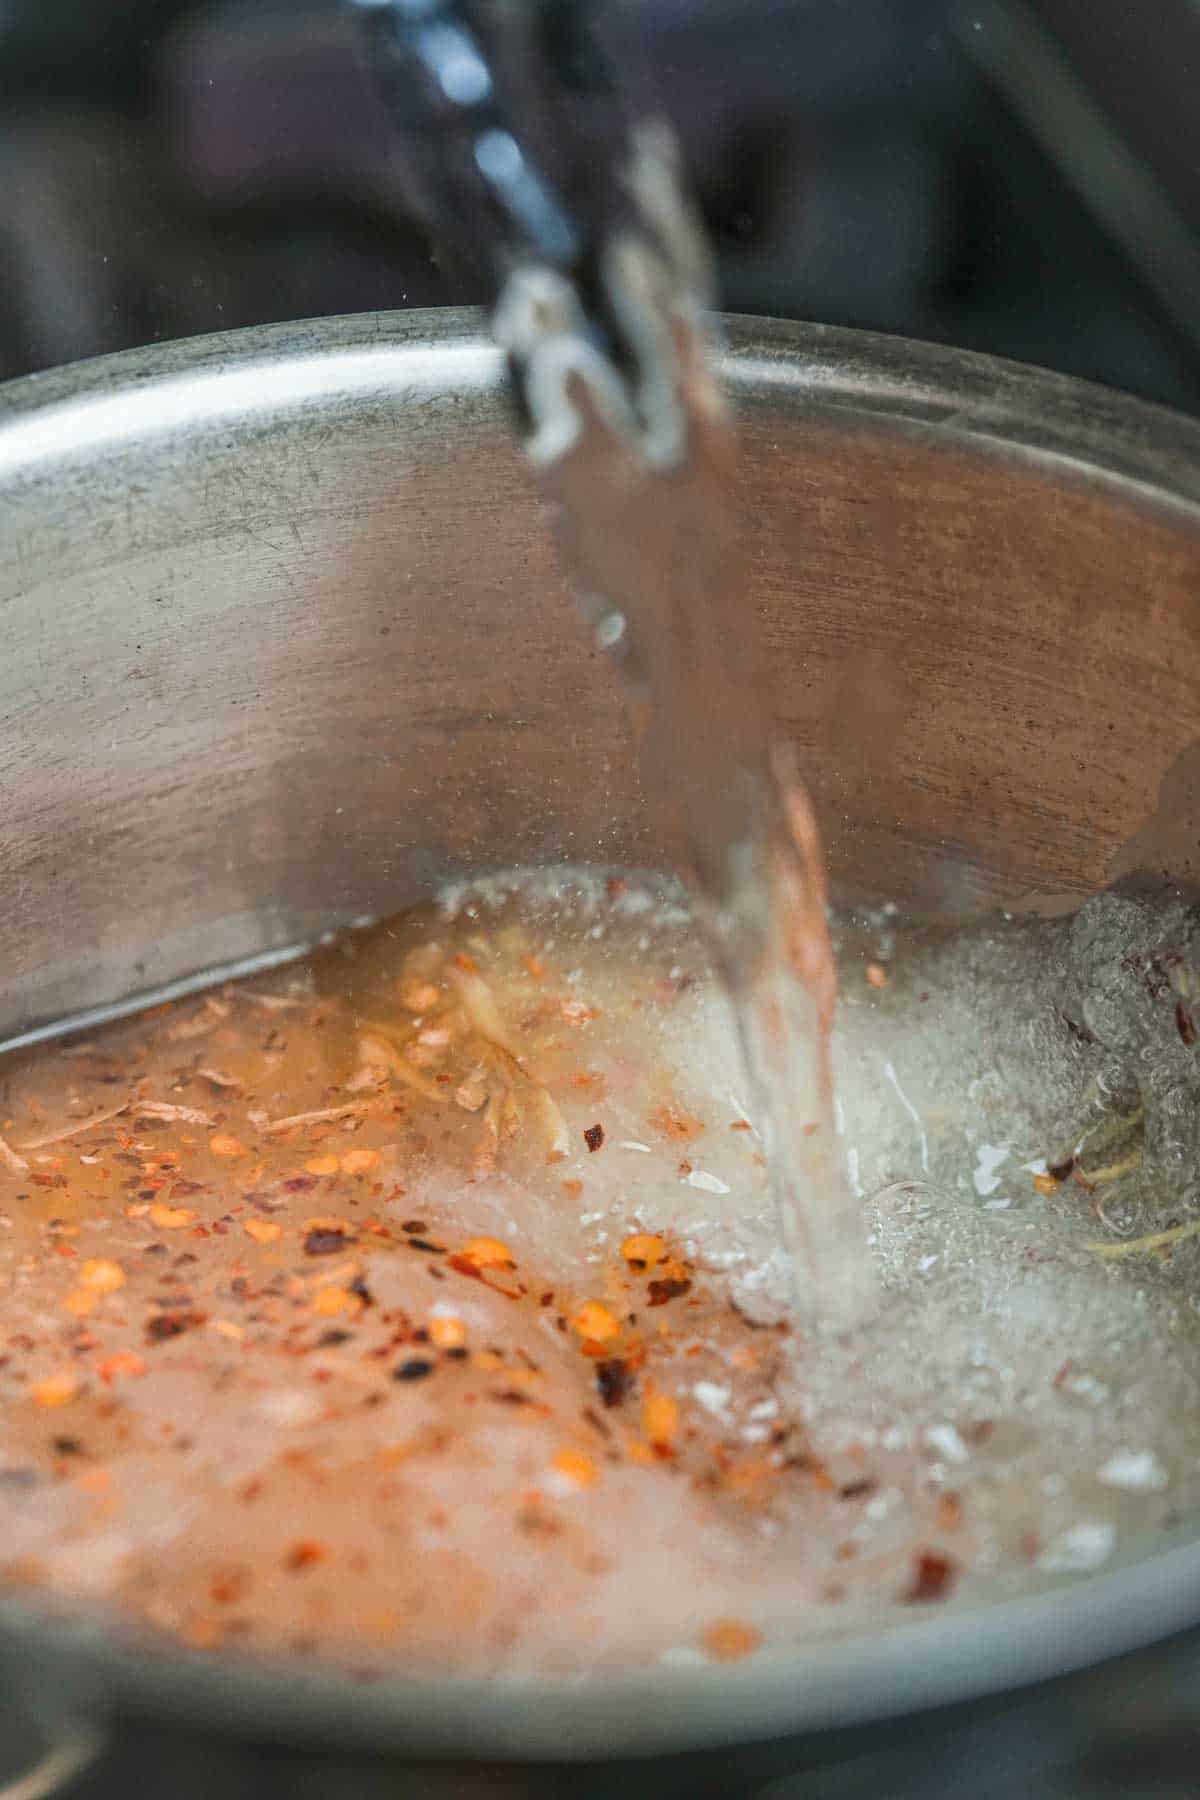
(2, 310), (1200, 1761)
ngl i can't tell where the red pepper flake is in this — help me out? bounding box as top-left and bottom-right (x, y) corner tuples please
(394, 1358), (434, 1383)
(904, 1549), (958, 1603)
(839, 1477), (877, 1501)
(284, 1540), (328, 1572)
(402, 1221), (429, 1235)
(702, 1620), (761, 1662)
(145, 1310), (207, 1343)
(649, 1105), (704, 1143)
(596, 1358), (632, 1408)
(584, 1124), (604, 1153)
(97, 1352), (145, 1385)
(1177, 1001), (1197, 1046)
(405, 1238), (446, 1255)
(935, 1491), (963, 1533)
(304, 1228), (350, 1257)
(647, 1277), (692, 1308)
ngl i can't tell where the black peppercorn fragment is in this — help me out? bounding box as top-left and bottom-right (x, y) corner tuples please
(596, 1358), (632, 1408)
(394, 1359), (435, 1383)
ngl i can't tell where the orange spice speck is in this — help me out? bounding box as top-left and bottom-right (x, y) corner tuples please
(149, 1203), (195, 1230)
(313, 1285), (350, 1317)
(244, 1218), (282, 1245)
(400, 981), (441, 1012)
(32, 1372), (79, 1408)
(340, 1148), (379, 1176)
(98, 1352), (145, 1384)
(285, 1539), (328, 1571)
(866, 963), (889, 989)
(642, 1389), (679, 1446)
(62, 1289), (97, 1317)
(429, 1314), (467, 1350)
(80, 1258), (126, 1293)
(551, 1447), (599, 1488)
(560, 1179), (584, 1201)
(74, 1466), (113, 1494)
(569, 1300), (620, 1343)
(649, 1104), (704, 1142)
(702, 1619), (762, 1662)
(1033, 1172), (1060, 1195)
(935, 1491), (963, 1533)
(304, 1154), (340, 1177)
(209, 1134), (245, 1158)
(461, 1236), (515, 1270)
(621, 1233), (665, 1270)
(182, 1616), (222, 1650)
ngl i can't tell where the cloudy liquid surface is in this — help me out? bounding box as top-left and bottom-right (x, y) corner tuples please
(0, 873), (1197, 1675)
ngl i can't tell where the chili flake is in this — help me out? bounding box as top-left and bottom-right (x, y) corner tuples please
(702, 1620), (762, 1662)
(146, 1310), (206, 1343)
(642, 1390), (678, 1447)
(245, 1219), (282, 1245)
(341, 1149), (379, 1176)
(80, 1258), (126, 1294)
(304, 1227), (352, 1257)
(460, 1237), (515, 1270)
(904, 1549), (958, 1603)
(284, 1540), (328, 1572)
(584, 1124), (604, 1153)
(649, 1105), (704, 1142)
(304, 1155), (340, 1177)
(209, 1134), (246, 1158)
(570, 1301), (619, 1343)
(98, 1352), (145, 1384)
(149, 1203), (196, 1230)
(647, 1277), (692, 1308)
(32, 1372), (79, 1409)
(551, 1447), (599, 1488)
(620, 1233), (665, 1271)
(429, 1315), (467, 1351)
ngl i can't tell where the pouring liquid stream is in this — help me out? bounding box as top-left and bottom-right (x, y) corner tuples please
(499, 264), (876, 1332)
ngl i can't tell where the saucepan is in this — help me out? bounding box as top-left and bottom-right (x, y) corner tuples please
(1, 309), (1200, 1777)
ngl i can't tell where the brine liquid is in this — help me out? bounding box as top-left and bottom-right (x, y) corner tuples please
(1, 872), (1198, 1678)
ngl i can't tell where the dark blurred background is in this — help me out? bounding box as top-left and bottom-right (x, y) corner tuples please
(0, 0), (1198, 412)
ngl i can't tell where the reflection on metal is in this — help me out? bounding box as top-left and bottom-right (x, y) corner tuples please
(0, 1724), (104, 1800)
